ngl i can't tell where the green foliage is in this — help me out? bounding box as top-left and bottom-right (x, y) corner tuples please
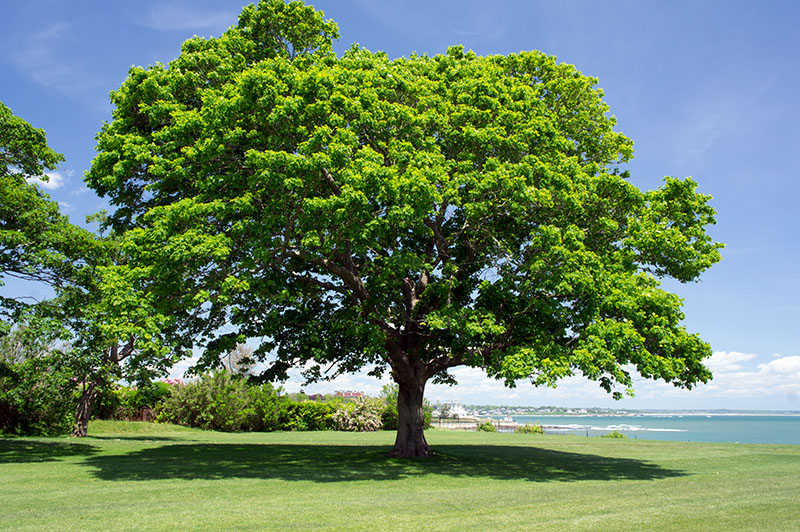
(602, 430), (628, 439)
(276, 400), (336, 431)
(154, 372), (338, 432)
(86, 1), (723, 450)
(0, 353), (76, 435)
(94, 381), (173, 420)
(515, 423), (545, 434)
(156, 371), (282, 432)
(332, 396), (384, 432)
(0, 100), (168, 437)
(0, 323), (77, 436)
(0, 101), (97, 324)
(477, 421), (498, 432)
(379, 384), (399, 430)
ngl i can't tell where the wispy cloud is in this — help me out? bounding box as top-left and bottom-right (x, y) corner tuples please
(9, 21), (105, 111)
(449, 25), (508, 42)
(140, 3), (236, 32)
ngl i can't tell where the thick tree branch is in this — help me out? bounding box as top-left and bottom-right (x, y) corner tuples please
(425, 352), (464, 379)
(321, 167), (340, 195)
(108, 335), (137, 364)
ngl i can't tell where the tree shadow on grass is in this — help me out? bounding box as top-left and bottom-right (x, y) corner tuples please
(90, 435), (187, 442)
(84, 443), (686, 483)
(0, 439), (99, 464)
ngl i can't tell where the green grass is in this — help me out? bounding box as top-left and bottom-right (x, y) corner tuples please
(2, 421), (799, 531)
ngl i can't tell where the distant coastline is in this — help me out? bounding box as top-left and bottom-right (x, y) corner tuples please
(442, 408), (800, 444)
(461, 404), (800, 418)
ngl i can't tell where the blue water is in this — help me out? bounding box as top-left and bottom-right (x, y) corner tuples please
(507, 414), (800, 444)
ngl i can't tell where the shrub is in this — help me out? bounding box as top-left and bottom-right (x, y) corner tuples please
(0, 354), (76, 436)
(332, 396), (384, 431)
(92, 384), (124, 420)
(602, 430), (628, 439)
(379, 384), (399, 430)
(477, 420), (497, 432)
(276, 400), (336, 431)
(95, 381), (174, 420)
(156, 371), (282, 432)
(515, 423), (544, 434)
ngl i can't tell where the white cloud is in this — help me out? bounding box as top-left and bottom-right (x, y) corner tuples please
(758, 356), (800, 376)
(140, 4), (236, 31)
(27, 170), (70, 190)
(704, 351), (758, 373)
(657, 352), (800, 403)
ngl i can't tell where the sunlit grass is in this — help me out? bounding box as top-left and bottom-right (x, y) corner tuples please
(1, 421), (798, 531)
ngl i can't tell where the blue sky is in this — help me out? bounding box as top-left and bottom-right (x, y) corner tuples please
(2, 0), (799, 410)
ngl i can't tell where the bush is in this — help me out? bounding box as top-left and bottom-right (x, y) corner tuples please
(515, 423), (545, 434)
(602, 430), (627, 439)
(91, 383), (123, 420)
(129, 381), (172, 410)
(477, 420), (497, 432)
(94, 381), (174, 420)
(276, 400), (336, 431)
(156, 371), (282, 432)
(0, 355), (76, 436)
(332, 396), (384, 431)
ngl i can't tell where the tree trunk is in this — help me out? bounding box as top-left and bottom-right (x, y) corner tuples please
(388, 374), (429, 458)
(71, 381), (98, 437)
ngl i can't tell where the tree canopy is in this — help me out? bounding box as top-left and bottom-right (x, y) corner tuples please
(0, 101), (97, 325)
(86, 0), (723, 456)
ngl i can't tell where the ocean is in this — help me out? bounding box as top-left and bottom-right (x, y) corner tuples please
(507, 414), (800, 444)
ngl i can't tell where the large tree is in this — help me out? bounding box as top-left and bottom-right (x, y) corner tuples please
(86, 0), (722, 457)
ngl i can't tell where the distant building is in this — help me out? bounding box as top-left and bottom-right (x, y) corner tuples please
(333, 390), (364, 398)
(437, 400), (469, 418)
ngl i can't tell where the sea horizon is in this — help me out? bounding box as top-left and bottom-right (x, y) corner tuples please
(500, 414), (800, 445)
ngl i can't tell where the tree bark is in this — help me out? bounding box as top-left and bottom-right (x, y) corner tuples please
(388, 373), (430, 458)
(71, 381), (98, 437)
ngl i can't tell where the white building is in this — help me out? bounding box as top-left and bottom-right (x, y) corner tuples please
(439, 400), (469, 418)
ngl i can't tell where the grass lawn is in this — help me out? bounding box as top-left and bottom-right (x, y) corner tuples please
(1, 421), (799, 531)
